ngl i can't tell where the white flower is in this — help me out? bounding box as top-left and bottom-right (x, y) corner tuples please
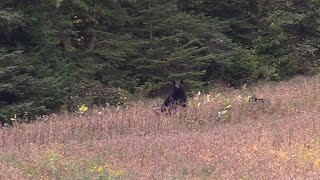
(218, 110), (228, 117)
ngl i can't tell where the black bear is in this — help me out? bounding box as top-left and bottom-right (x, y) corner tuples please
(161, 80), (187, 113)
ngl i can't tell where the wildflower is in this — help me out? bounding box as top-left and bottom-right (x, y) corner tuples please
(224, 98), (232, 109)
(206, 94), (211, 102)
(225, 104), (232, 109)
(78, 104), (88, 114)
(97, 166), (103, 173)
(115, 170), (125, 176)
(194, 91), (201, 101)
(10, 114), (17, 121)
(218, 110), (228, 117)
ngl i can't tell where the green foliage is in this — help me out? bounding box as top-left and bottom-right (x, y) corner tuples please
(0, 8), (25, 30)
(127, 1), (232, 96)
(0, 1), (77, 123)
(219, 47), (260, 86)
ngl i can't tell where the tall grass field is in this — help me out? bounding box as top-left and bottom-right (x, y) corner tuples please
(2, 75), (320, 179)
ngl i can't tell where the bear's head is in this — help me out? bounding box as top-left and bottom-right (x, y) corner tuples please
(171, 80), (186, 98)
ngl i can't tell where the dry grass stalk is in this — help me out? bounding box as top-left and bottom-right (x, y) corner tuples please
(1, 75), (320, 179)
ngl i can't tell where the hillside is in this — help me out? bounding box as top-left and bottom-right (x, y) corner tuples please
(1, 75), (320, 179)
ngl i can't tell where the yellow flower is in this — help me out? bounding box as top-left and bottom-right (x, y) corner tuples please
(10, 114), (17, 121)
(225, 104), (232, 109)
(115, 170), (125, 176)
(97, 166), (104, 173)
(78, 104), (88, 114)
(224, 98), (232, 109)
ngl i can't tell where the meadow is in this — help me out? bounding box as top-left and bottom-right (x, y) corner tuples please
(1, 75), (320, 179)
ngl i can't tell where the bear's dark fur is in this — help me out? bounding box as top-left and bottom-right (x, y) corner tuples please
(161, 81), (187, 112)
(0, 91), (17, 105)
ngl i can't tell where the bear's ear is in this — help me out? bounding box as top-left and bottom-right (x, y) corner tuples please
(180, 80), (184, 84)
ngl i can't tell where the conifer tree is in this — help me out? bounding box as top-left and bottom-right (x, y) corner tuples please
(126, 1), (233, 95)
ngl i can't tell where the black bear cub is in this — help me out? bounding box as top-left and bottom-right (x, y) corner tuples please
(249, 95), (268, 104)
(161, 80), (187, 112)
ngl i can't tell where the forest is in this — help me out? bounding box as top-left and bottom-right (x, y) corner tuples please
(1, 0), (320, 122)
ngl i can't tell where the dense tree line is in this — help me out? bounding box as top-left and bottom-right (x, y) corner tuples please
(1, 0), (320, 122)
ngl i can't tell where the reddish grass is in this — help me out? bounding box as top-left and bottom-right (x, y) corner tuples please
(1, 75), (320, 179)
